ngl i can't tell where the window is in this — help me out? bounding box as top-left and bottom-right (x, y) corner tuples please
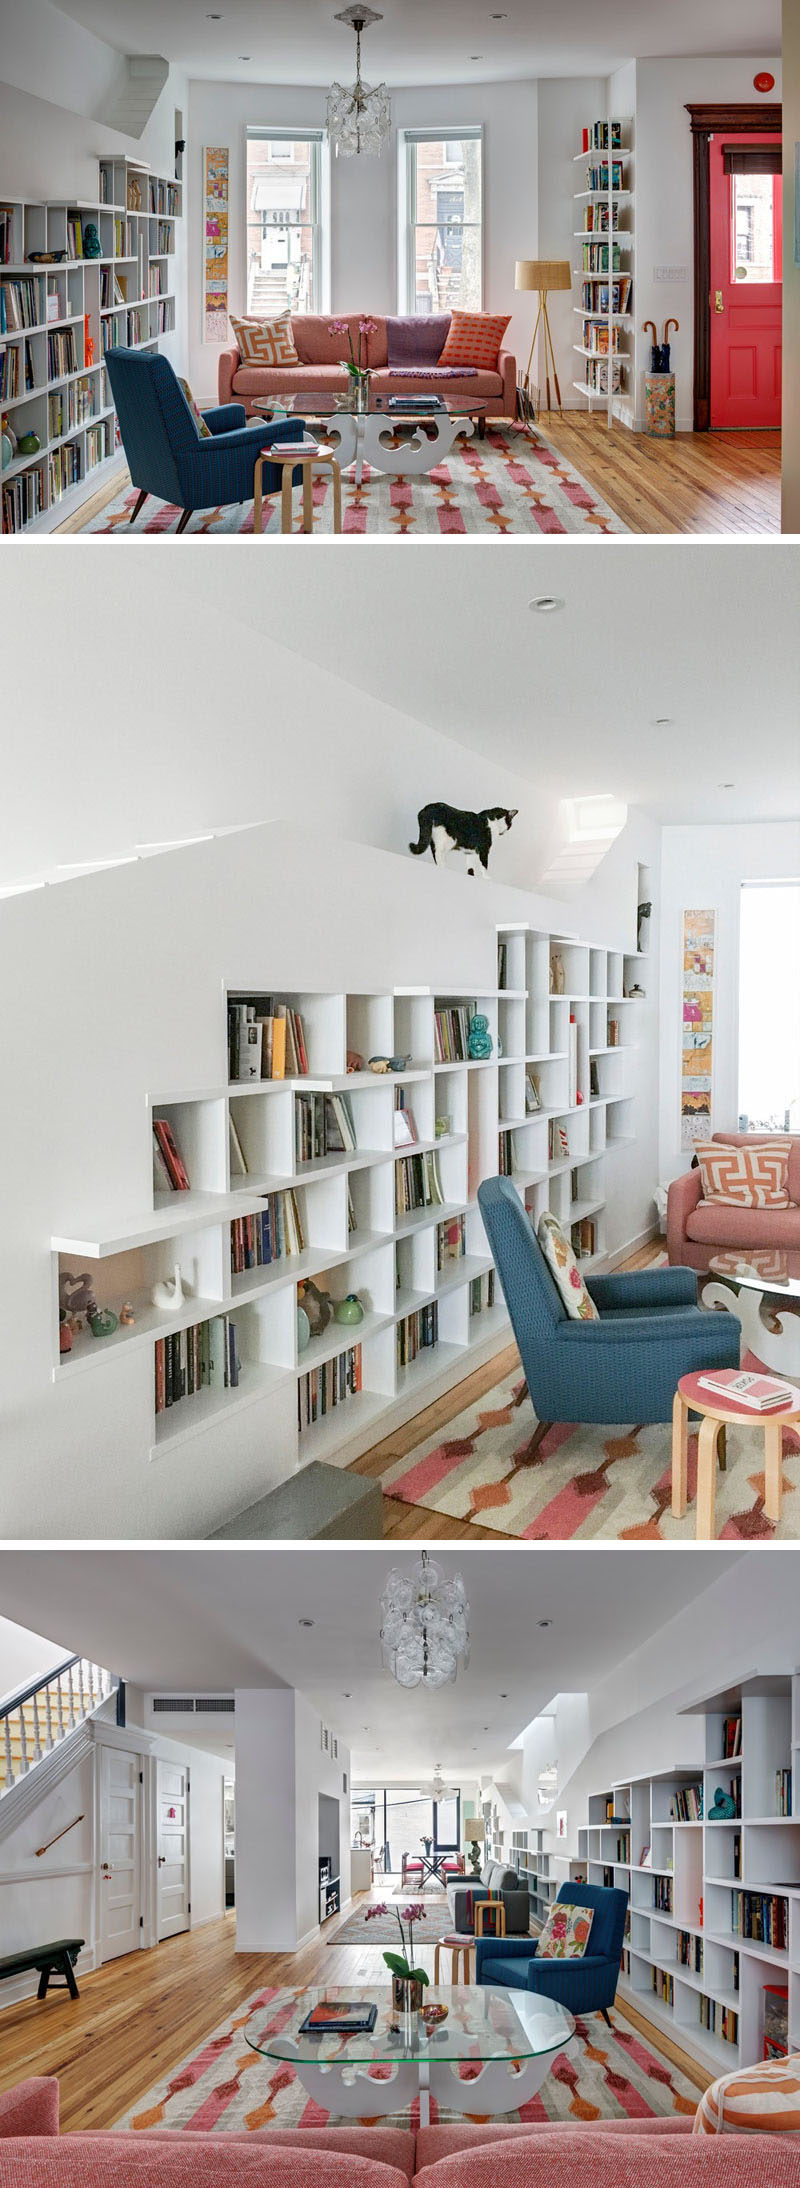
(738, 882), (800, 1130)
(399, 128), (483, 314)
(731, 171), (781, 285)
(350, 1787), (462, 1866)
(245, 129), (329, 314)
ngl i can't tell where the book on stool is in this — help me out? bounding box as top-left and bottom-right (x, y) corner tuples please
(270, 435), (322, 459)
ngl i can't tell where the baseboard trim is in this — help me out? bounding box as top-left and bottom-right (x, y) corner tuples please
(605, 1220), (660, 1269)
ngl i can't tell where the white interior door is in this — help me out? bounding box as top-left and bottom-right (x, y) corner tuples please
(99, 1745), (142, 1961)
(157, 1760), (190, 1940)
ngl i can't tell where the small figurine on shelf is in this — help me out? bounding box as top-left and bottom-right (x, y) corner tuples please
(89, 1306), (118, 1338)
(299, 1278), (333, 1336)
(334, 1292), (365, 1326)
(59, 1310), (73, 1356)
(637, 900), (652, 953)
(119, 1301), (136, 1327)
(126, 174), (142, 211)
(151, 1265), (185, 1312)
(59, 1269), (98, 1328)
(83, 222), (102, 260)
(467, 1013), (493, 1060)
(707, 1787), (737, 1822)
(550, 951), (565, 995)
(347, 1050), (365, 1074)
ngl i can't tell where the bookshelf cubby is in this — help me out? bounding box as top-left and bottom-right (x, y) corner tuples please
(50, 918), (640, 1479)
(511, 1824), (556, 1925)
(572, 117), (634, 428)
(1, 157), (181, 535)
(579, 1674), (800, 2077)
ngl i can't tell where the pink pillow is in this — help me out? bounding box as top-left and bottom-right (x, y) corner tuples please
(0, 2083), (59, 2138)
(0, 2143), (409, 2187)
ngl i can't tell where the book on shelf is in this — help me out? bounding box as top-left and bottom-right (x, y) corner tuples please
(434, 1002), (474, 1064)
(1, 276), (40, 333)
(585, 160), (624, 192)
(698, 1369), (797, 1413)
(298, 1342), (362, 1429)
(228, 997), (308, 1081)
(437, 1213), (465, 1266)
(571, 1216), (596, 1260)
(497, 941), (508, 989)
(670, 1783), (703, 1822)
(775, 1768), (792, 1817)
(229, 1112), (248, 1176)
(731, 1890), (788, 1951)
(395, 1149), (444, 1217)
(230, 1191), (305, 1275)
(152, 1117), (190, 1192)
(581, 121), (623, 152)
(0, 208), (13, 266)
(499, 1129), (513, 1177)
(393, 1104), (417, 1147)
(470, 1270), (496, 1316)
(549, 1118), (570, 1163)
(525, 1070), (541, 1112)
(154, 1312), (239, 1414)
(397, 1300), (438, 1366)
(295, 1090), (356, 1163)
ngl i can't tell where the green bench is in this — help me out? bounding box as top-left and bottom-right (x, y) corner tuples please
(0, 1938), (84, 2000)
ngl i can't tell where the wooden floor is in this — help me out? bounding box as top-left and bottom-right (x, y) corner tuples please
(349, 1239), (661, 1539)
(539, 412), (780, 535)
(55, 420), (781, 538)
(0, 1893), (709, 2127)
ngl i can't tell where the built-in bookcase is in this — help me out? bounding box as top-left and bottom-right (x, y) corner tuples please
(511, 1825), (556, 1925)
(50, 918), (640, 1475)
(572, 118), (634, 427)
(1, 157), (181, 534)
(579, 1674), (800, 2077)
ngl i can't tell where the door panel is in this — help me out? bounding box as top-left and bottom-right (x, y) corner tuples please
(157, 1760), (190, 1940)
(709, 134), (782, 428)
(99, 1746), (141, 1961)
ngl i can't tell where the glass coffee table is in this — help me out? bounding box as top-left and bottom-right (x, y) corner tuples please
(703, 1253), (800, 1383)
(244, 1983), (575, 2127)
(252, 393), (488, 485)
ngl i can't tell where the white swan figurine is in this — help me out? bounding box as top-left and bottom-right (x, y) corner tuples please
(151, 1263), (187, 1312)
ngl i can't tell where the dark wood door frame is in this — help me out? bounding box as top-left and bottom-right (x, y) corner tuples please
(686, 101), (782, 430)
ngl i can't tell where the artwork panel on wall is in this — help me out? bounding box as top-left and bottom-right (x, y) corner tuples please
(681, 907), (716, 1150)
(204, 145), (229, 341)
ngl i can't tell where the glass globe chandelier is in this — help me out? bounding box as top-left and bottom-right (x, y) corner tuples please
(327, 6), (391, 159)
(380, 1550), (470, 1689)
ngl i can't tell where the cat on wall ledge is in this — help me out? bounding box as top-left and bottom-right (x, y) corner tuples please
(409, 802), (518, 876)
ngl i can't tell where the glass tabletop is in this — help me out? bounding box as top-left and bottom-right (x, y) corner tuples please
(252, 393), (488, 420)
(243, 1984), (574, 2067)
(709, 1253), (800, 1297)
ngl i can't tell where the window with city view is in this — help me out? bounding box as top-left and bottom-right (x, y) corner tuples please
(351, 1787), (461, 1867)
(739, 882), (800, 1131)
(400, 129), (483, 314)
(245, 129), (326, 314)
(731, 170), (782, 285)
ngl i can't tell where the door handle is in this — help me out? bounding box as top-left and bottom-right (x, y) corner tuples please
(714, 290), (724, 313)
(158, 1855), (166, 1866)
(101, 1862), (111, 1877)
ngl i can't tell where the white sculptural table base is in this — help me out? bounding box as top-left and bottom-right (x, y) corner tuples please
(324, 410), (477, 486)
(701, 1271), (800, 1382)
(265, 2036), (577, 2127)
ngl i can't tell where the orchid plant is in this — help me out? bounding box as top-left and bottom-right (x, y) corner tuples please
(365, 1898), (429, 1992)
(329, 316), (378, 386)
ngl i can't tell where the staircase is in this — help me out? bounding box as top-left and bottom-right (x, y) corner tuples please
(1, 1658), (115, 1794)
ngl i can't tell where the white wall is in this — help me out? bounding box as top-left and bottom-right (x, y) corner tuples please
(0, 1618), (68, 1709)
(186, 77), (538, 395)
(235, 1688), (349, 1951)
(658, 820), (800, 1182)
(783, 0), (800, 529)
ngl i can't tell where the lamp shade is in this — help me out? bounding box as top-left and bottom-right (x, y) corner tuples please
(463, 1815), (485, 1846)
(515, 259), (571, 292)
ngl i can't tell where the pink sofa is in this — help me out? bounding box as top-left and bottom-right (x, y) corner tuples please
(218, 314), (517, 424)
(667, 1133), (800, 1275)
(5, 2079), (800, 2187)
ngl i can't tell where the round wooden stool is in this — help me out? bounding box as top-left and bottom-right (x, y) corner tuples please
(253, 444), (342, 535)
(672, 1370), (800, 1539)
(434, 1933), (474, 1986)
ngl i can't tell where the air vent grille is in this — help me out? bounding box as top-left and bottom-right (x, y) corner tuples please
(151, 1696), (236, 1714)
(195, 1697), (235, 1713)
(153, 1698), (196, 1713)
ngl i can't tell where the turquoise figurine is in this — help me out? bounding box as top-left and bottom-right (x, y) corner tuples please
(467, 1012), (493, 1060)
(707, 1787), (736, 1821)
(83, 222), (102, 259)
(89, 1307), (118, 1338)
(334, 1292), (364, 1325)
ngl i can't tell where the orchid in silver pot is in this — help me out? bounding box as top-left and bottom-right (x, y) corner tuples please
(329, 316), (378, 409)
(365, 1898), (429, 2011)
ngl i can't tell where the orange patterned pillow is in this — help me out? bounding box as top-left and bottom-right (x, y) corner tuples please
(694, 2057), (800, 2135)
(439, 310), (511, 371)
(696, 1141), (792, 1210)
(229, 310), (299, 367)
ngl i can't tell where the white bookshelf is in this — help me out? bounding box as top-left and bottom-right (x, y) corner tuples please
(1, 156), (181, 535)
(511, 1824), (556, 1926)
(572, 118), (634, 429)
(49, 918), (640, 1481)
(579, 1674), (800, 2078)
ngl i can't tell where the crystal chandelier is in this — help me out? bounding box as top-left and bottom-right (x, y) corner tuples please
(380, 1550), (470, 1689)
(327, 6), (391, 158)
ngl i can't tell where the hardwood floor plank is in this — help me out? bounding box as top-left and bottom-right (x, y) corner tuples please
(537, 414), (780, 535)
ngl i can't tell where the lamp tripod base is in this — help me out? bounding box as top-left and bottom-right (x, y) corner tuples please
(523, 291), (563, 418)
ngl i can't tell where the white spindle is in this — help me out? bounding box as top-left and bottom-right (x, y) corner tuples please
(45, 1681), (54, 1751)
(19, 1709), (29, 1775)
(67, 1664), (76, 1729)
(31, 1692), (42, 1763)
(77, 1660), (87, 1717)
(3, 1717), (12, 1787)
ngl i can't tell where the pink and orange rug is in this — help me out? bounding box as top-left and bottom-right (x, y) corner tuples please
(117, 1986), (699, 2133)
(82, 427), (627, 537)
(380, 1368), (800, 1540)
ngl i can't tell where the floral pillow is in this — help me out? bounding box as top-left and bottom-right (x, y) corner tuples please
(177, 377), (211, 438)
(537, 1900), (594, 1960)
(537, 1211), (599, 1322)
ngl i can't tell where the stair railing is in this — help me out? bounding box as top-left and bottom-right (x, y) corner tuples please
(0, 1658), (116, 1794)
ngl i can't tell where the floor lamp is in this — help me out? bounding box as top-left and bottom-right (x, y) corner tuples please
(515, 259), (571, 415)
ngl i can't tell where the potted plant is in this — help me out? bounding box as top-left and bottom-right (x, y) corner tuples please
(365, 1899), (429, 2012)
(329, 317), (378, 411)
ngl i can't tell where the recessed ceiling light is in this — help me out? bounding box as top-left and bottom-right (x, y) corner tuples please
(529, 595), (565, 613)
(298, 1616), (314, 1628)
(239, 54), (252, 60)
(470, 55), (484, 61)
(720, 781), (735, 790)
(652, 716), (673, 728)
(500, 1692), (508, 1699)
(206, 12), (223, 18)
(343, 1691), (351, 1698)
(491, 10), (509, 16)
(538, 1618), (553, 1628)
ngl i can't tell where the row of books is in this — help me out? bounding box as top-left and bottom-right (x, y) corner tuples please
(112, 217), (139, 257)
(230, 1193), (305, 1273)
(776, 1769), (792, 1817)
(100, 268), (129, 308)
(397, 1302), (438, 1366)
(152, 1118), (190, 1193)
(653, 1877), (673, 1913)
(580, 277), (632, 316)
(1, 277), (40, 332)
(295, 1091), (356, 1164)
(549, 1118), (570, 1163)
(583, 357), (623, 393)
(585, 161), (625, 192)
(149, 179), (180, 216)
(229, 998), (309, 1081)
(48, 376), (98, 437)
(438, 1214), (465, 1266)
(730, 1891), (787, 1950)
(0, 208), (14, 266)
(721, 1715), (743, 1758)
(571, 1218), (597, 1261)
(579, 204), (619, 234)
(700, 1998), (738, 2045)
(580, 323), (624, 360)
(149, 263), (166, 297)
(86, 422), (110, 471)
(470, 1270), (496, 1316)
(153, 298), (174, 334)
(0, 339), (30, 398)
(156, 222), (175, 254)
(298, 1344), (362, 1429)
(2, 467), (44, 531)
(497, 942), (508, 989)
(47, 327), (77, 380)
(498, 1130), (514, 1177)
(581, 121), (623, 151)
(395, 1150), (444, 1217)
(580, 241), (622, 273)
(671, 1783), (703, 1823)
(434, 1004), (475, 1064)
(154, 1315), (239, 1413)
(651, 1968), (673, 2006)
(677, 1931), (703, 1974)
(48, 442), (81, 500)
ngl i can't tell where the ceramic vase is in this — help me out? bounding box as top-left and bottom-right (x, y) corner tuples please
(391, 1975), (424, 2013)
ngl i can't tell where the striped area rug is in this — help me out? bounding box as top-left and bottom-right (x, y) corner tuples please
(116, 1985), (700, 2133)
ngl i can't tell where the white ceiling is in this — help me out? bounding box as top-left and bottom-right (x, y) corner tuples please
(184, 541), (800, 829)
(55, 0), (780, 84)
(0, 1546), (742, 1777)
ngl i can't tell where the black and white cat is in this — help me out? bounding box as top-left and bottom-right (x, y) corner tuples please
(409, 802), (518, 876)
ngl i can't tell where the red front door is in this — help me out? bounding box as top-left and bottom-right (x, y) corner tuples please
(709, 133), (782, 428)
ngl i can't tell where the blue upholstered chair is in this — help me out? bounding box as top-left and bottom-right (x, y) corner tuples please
(477, 1176), (741, 1460)
(475, 1882), (629, 2026)
(105, 349), (308, 531)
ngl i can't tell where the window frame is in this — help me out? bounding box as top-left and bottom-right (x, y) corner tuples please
(244, 125), (331, 315)
(398, 125), (484, 314)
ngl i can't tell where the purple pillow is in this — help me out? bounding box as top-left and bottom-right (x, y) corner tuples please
(386, 314), (451, 366)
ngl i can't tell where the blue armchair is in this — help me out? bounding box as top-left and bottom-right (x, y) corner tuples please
(477, 1176), (741, 1459)
(105, 349), (308, 531)
(476, 1882), (629, 2025)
